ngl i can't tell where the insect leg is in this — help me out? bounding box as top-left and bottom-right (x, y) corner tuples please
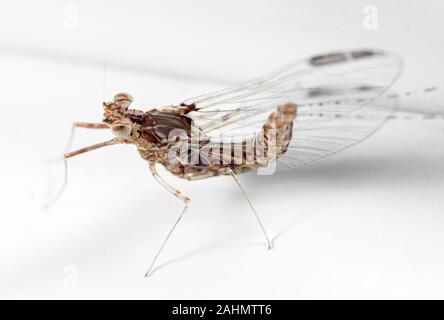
(145, 205), (189, 277)
(64, 139), (117, 159)
(43, 138), (117, 209)
(227, 168), (272, 249)
(65, 122), (108, 153)
(149, 162), (190, 204)
(145, 162), (190, 277)
(44, 122), (107, 208)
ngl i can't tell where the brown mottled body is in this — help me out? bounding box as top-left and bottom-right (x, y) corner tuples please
(73, 92), (297, 183)
(122, 102), (297, 181)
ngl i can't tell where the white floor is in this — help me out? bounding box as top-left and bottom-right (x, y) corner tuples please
(1, 0), (444, 299)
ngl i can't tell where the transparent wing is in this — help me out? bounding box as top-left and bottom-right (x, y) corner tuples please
(276, 98), (398, 170)
(181, 49), (403, 170)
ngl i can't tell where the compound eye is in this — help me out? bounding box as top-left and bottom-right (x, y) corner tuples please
(113, 93), (133, 108)
(110, 122), (132, 137)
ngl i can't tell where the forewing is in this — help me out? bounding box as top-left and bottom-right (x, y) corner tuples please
(276, 98), (398, 170)
(182, 49), (402, 169)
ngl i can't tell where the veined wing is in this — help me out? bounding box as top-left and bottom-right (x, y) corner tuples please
(181, 49), (403, 170)
(276, 98), (398, 170)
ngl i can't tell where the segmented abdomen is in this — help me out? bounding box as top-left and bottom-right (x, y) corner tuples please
(161, 103), (298, 180)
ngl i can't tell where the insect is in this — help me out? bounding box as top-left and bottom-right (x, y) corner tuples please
(48, 49), (403, 277)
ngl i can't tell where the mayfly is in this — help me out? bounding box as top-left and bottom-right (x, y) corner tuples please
(48, 49), (403, 277)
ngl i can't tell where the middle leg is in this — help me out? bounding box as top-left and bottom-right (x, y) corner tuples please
(145, 162), (190, 277)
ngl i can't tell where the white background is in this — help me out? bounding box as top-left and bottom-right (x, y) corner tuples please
(1, 0), (444, 299)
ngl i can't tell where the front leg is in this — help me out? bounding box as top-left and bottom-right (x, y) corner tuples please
(44, 122), (110, 209)
(65, 122), (108, 153)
